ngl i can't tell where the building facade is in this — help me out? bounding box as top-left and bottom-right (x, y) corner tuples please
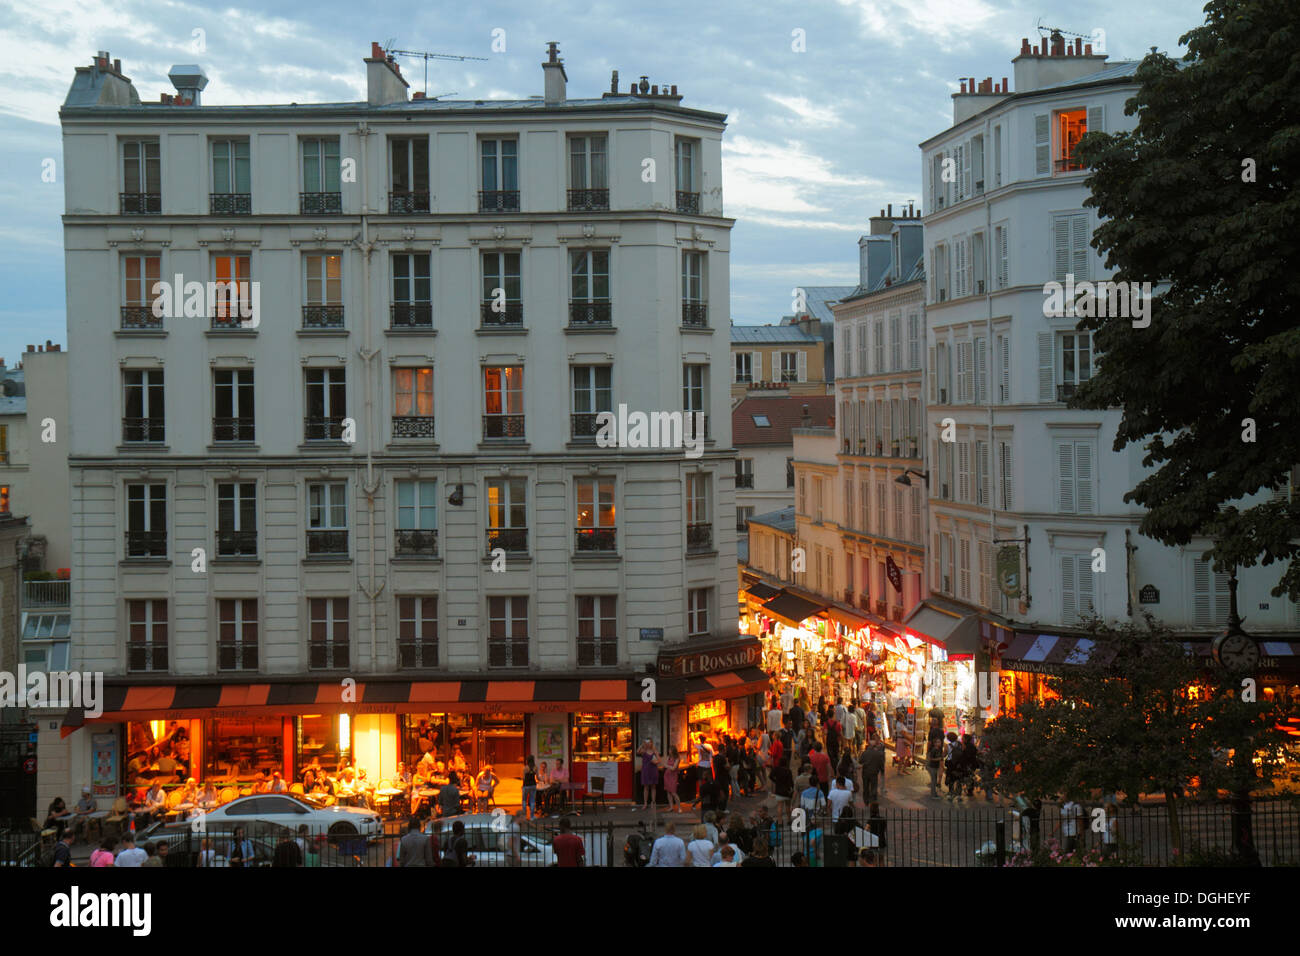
(731, 394), (832, 532)
(729, 322), (827, 405)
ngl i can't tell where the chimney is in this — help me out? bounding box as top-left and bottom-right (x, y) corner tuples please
(542, 42), (567, 105)
(365, 41), (409, 106)
(610, 70), (619, 94)
(167, 64), (208, 106)
(1013, 33), (1108, 92)
(71, 51), (139, 107)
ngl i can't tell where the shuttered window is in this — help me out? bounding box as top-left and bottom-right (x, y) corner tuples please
(1192, 559), (1231, 628)
(1034, 114), (1051, 176)
(995, 223), (1009, 289)
(958, 441), (971, 503)
(1053, 213), (1091, 283)
(1060, 552), (1097, 623)
(959, 538), (971, 599)
(998, 441), (1013, 510)
(1055, 440), (1095, 514)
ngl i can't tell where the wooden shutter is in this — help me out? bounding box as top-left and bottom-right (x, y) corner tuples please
(797, 351), (807, 382)
(979, 541), (992, 607)
(928, 345), (937, 402)
(912, 485), (921, 542)
(998, 335), (1010, 403)
(977, 441), (990, 505)
(975, 337), (988, 404)
(1061, 554), (1078, 622)
(959, 538), (971, 599)
(1035, 114), (1051, 175)
(996, 224), (1009, 289)
(972, 138), (984, 192)
(1078, 555), (1096, 618)
(960, 143), (971, 200)
(751, 351), (762, 382)
(1075, 442), (1094, 514)
(1038, 332), (1054, 401)
(954, 240), (966, 297)
(1087, 104), (1104, 136)
(934, 533), (941, 590)
(1057, 441), (1075, 512)
(1193, 559), (1211, 626)
(1071, 214), (1090, 281)
(1000, 441), (1013, 510)
(958, 441), (971, 502)
(1053, 215), (1071, 282)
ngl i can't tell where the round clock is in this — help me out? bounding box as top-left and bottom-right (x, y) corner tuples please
(1212, 631), (1260, 672)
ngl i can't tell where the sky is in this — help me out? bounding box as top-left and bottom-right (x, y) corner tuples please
(0, 0), (1204, 365)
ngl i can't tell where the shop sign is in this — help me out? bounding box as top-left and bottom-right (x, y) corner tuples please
(997, 546), (1021, 597)
(91, 733), (118, 797)
(1139, 585), (1160, 604)
(658, 639), (761, 678)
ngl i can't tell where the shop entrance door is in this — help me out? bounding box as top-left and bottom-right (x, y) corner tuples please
(480, 713), (525, 781)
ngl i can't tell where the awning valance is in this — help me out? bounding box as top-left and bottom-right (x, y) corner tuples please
(760, 593), (827, 628)
(684, 666), (771, 704)
(903, 601), (981, 658)
(744, 582), (782, 601)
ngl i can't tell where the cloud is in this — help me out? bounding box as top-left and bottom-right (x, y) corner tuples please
(763, 93), (840, 128)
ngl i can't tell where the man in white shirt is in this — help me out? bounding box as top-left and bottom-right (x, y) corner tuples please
(1060, 799), (1084, 854)
(842, 707), (858, 756)
(780, 688), (793, 712)
(766, 702), (783, 734)
(710, 831), (746, 866)
(834, 696), (848, 728)
(827, 775), (855, 824)
(115, 834), (148, 867)
(647, 821), (688, 867)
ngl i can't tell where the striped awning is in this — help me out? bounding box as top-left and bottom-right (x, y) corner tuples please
(684, 666), (771, 704)
(61, 676), (651, 735)
(996, 632), (1115, 673)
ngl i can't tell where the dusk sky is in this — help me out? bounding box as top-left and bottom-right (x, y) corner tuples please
(0, 0), (1202, 364)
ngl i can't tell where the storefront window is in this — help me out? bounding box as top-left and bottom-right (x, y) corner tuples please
(124, 720), (192, 786)
(688, 700), (730, 738)
(402, 714), (480, 777)
(298, 714), (348, 775)
(206, 717), (284, 781)
(482, 713), (525, 775)
(572, 711), (631, 762)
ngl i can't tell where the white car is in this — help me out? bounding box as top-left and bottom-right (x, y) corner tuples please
(438, 813), (609, 866)
(192, 793), (383, 841)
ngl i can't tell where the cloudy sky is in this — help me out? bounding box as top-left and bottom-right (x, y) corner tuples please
(0, 0), (1202, 364)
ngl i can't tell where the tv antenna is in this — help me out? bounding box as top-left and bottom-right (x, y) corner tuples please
(389, 45), (488, 96)
(1034, 19), (1096, 43)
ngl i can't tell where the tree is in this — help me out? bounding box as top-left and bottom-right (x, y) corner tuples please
(1072, 0), (1300, 599)
(982, 617), (1288, 855)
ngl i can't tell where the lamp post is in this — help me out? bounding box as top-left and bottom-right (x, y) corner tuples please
(1215, 569), (1262, 866)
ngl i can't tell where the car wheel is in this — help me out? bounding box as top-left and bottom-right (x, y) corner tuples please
(327, 821), (358, 847)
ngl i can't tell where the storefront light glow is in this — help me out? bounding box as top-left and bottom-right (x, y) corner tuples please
(338, 712), (350, 748)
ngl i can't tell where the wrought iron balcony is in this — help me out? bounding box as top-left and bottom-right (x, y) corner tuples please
(567, 187), (609, 211)
(686, 522), (713, 553)
(217, 642), (258, 671)
(891, 606), (904, 623)
(681, 301), (709, 328)
(858, 594), (870, 611)
(483, 414), (525, 440)
(120, 306), (163, 331)
(300, 191), (342, 214)
(302, 305), (345, 329)
(209, 312), (253, 331)
(309, 641), (349, 670)
(1056, 383), (1078, 402)
(875, 599), (887, 617)
(577, 640), (618, 667)
(479, 190), (520, 213)
(306, 530), (348, 556)
(480, 301), (525, 328)
(844, 589), (854, 605)
(216, 529), (258, 557)
(676, 190), (700, 214)
(125, 530), (167, 558)
(398, 640), (439, 669)
(1054, 156), (1085, 174)
(388, 189), (430, 214)
(390, 302), (433, 329)
(209, 193), (252, 215)
(395, 529), (439, 557)
(392, 416), (435, 439)
(575, 527), (617, 553)
(121, 192), (161, 215)
(304, 416), (346, 441)
(488, 639), (529, 668)
(570, 412), (606, 441)
(568, 300), (612, 328)
(213, 416), (256, 443)
(127, 645), (168, 673)
(486, 527), (528, 554)
(122, 417), (165, 443)
(735, 474), (754, 489)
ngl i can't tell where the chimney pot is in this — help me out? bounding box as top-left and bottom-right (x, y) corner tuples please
(887, 203), (892, 217)
(371, 42), (383, 59)
(610, 70), (619, 94)
(1020, 38), (1031, 54)
(1084, 44), (1092, 55)
(670, 85), (677, 95)
(960, 79), (967, 93)
(651, 84), (658, 94)
(1002, 76), (1009, 91)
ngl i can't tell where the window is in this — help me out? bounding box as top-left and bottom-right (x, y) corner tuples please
(974, 336), (988, 404)
(304, 368), (346, 440)
(971, 134), (985, 193)
(877, 481), (887, 537)
(735, 458), (754, 489)
(995, 335), (1010, 404)
(993, 124), (1002, 187)
(958, 441), (971, 503)
(308, 597), (349, 669)
(127, 599), (168, 672)
(1053, 213), (1090, 283)
(1034, 114), (1052, 177)
(686, 473), (712, 553)
(488, 596), (528, 667)
(571, 365), (612, 441)
(683, 364), (707, 436)
(995, 223), (1009, 290)
(123, 369), (164, 442)
(780, 351), (801, 383)
(734, 352), (753, 384)
(931, 152), (947, 211)
(397, 596), (438, 668)
(210, 139), (251, 213)
(389, 137), (430, 212)
(575, 477), (616, 552)
(121, 254), (161, 328)
(956, 341), (971, 404)
(971, 232), (986, 295)
(687, 588), (711, 638)
(0, 425), (6, 465)
(1059, 553), (1097, 623)
(959, 538), (971, 599)
(569, 249), (611, 326)
(211, 253), (252, 327)
(481, 251), (523, 327)
(486, 477), (527, 554)
(126, 484), (167, 557)
(213, 369), (254, 442)
(911, 485), (922, 542)
(483, 366), (524, 440)
(577, 596), (617, 666)
(787, 457), (795, 488)
(391, 253), (432, 327)
(302, 254), (343, 327)
(568, 135), (609, 210)
(682, 252), (707, 327)
(907, 312), (921, 370)
(998, 440), (1014, 510)
(1055, 109), (1087, 172)
(480, 138), (519, 211)
(300, 138), (341, 213)
(856, 323), (868, 376)
(306, 482), (348, 555)
(216, 482), (257, 557)
(939, 533), (953, 594)
(1192, 559), (1231, 628)
(217, 599), (258, 671)
(976, 441), (990, 506)
(392, 368), (434, 439)
(1058, 332), (1092, 401)
(954, 238), (968, 298)
(675, 138), (700, 212)
(394, 480), (438, 556)
(121, 140), (160, 213)
(812, 476), (824, 522)
(1055, 440), (1095, 514)
(737, 505), (754, 533)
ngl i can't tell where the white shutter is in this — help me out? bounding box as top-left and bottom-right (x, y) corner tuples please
(959, 538), (971, 599)
(1078, 556), (1096, 618)
(931, 439), (940, 494)
(1038, 332), (1054, 402)
(911, 485), (921, 542)
(1087, 104), (1104, 136)
(882, 396), (892, 451)
(751, 351), (762, 382)
(929, 249), (938, 301)
(1071, 214), (1090, 282)
(797, 351), (807, 382)
(979, 542), (992, 607)
(975, 337), (988, 404)
(954, 239), (966, 297)
(1193, 559), (1211, 626)
(972, 138), (985, 192)
(933, 534), (942, 591)
(1053, 215), (1072, 283)
(1000, 441), (1013, 510)
(998, 335), (1010, 403)
(1035, 114), (1051, 176)
(962, 342), (974, 402)
(1075, 442), (1094, 514)
(928, 345), (937, 402)
(993, 124), (1002, 186)
(996, 224), (1009, 289)
(958, 441), (971, 502)
(1214, 566), (1230, 625)
(908, 313), (921, 369)
(1061, 554), (1078, 622)
(1057, 442), (1075, 512)
(977, 441), (990, 505)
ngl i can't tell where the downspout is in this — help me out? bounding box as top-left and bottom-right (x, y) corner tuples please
(984, 128), (997, 608)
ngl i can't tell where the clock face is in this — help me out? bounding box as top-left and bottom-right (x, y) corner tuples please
(1214, 633), (1260, 672)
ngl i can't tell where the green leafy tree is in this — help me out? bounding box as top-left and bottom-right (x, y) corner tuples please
(1071, 0), (1300, 599)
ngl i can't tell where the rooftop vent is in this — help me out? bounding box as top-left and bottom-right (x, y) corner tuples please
(167, 64), (208, 106)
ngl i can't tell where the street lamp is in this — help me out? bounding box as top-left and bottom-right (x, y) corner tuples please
(1215, 568), (1262, 867)
(894, 469), (929, 489)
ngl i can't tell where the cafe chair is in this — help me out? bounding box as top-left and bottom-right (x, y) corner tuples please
(373, 779), (393, 817)
(104, 798), (130, 838)
(580, 777), (608, 815)
(31, 817), (58, 847)
(289, 783), (305, 795)
(218, 786), (237, 805)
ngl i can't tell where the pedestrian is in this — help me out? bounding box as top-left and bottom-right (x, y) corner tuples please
(771, 753), (794, 820)
(398, 816), (432, 866)
(273, 834), (303, 867)
(711, 745), (731, 812)
(809, 742), (832, 796)
(740, 835), (777, 867)
(663, 746), (682, 813)
(691, 734), (715, 810)
(71, 787), (97, 843)
(89, 836), (117, 867)
(766, 696), (784, 736)
(960, 733), (980, 797)
(725, 736), (742, 799)
(799, 777), (826, 818)
(866, 802), (887, 861)
(702, 811), (719, 846)
(442, 819), (472, 867)
(828, 774), (855, 829)
(637, 738), (659, 810)
(788, 699), (804, 734)
(552, 816), (585, 867)
(115, 834), (147, 867)
(521, 755), (539, 819)
(141, 841), (162, 867)
(52, 830), (75, 867)
(1100, 804), (1118, 859)
(713, 845), (738, 867)
(860, 737), (885, 802)
(1059, 798), (1084, 855)
(755, 728), (771, 791)
(228, 826), (254, 867)
(687, 824), (715, 867)
(926, 731), (944, 797)
(842, 704), (858, 758)
(647, 820), (687, 867)
(944, 732), (963, 800)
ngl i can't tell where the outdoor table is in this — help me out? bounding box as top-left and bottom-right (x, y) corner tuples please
(555, 781), (583, 814)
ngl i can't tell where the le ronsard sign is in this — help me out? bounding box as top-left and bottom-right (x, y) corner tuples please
(659, 639), (761, 678)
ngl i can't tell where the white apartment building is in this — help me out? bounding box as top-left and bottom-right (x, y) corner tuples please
(52, 44), (743, 805)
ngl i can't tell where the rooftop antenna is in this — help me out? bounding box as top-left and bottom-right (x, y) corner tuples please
(1034, 20), (1097, 43)
(389, 46), (488, 96)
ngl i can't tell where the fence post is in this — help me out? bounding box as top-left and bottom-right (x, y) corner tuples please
(995, 819), (1005, 867)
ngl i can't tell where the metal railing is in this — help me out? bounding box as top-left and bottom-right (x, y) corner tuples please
(213, 416), (255, 442)
(1056, 383), (1078, 402)
(480, 302), (524, 328)
(567, 188), (609, 211)
(122, 416), (165, 443)
(486, 527), (528, 554)
(479, 190), (520, 213)
(398, 641), (439, 669)
(483, 414), (525, 440)
(488, 639), (529, 668)
(676, 190), (700, 214)
(304, 416), (346, 441)
(577, 641), (618, 667)
(217, 642), (258, 671)
(575, 527), (616, 553)
(309, 642), (350, 669)
(392, 416), (435, 439)
(570, 412), (604, 440)
(216, 530), (258, 557)
(125, 530), (167, 558)
(300, 191), (342, 214)
(388, 190), (430, 214)
(395, 529), (438, 557)
(568, 300), (612, 328)
(210, 193), (252, 215)
(390, 303), (433, 329)
(306, 530), (348, 556)
(681, 301), (709, 328)
(302, 305), (345, 329)
(0, 831), (41, 867)
(23, 579), (69, 608)
(735, 474), (754, 489)
(121, 192), (161, 214)
(120, 306), (163, 330)
(687, 522), (713, 553)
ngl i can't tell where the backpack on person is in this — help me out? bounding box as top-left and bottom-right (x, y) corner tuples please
(40, 845), (58, 868)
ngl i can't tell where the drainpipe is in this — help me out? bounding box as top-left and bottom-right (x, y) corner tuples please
(984, 126), (997, 608)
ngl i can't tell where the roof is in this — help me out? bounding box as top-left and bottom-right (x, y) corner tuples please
(0, 396), (25, 416)
(841, 254), (927, 302)
(1034, 60), (1141, 93)
(730, 324), (821, 345)
(790, 287), (856, 325)
(733, 395), (834, 445)
(747, 506), (796, 535)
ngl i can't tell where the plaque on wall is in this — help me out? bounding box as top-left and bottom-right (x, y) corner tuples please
(1138, 585), (1160, 604)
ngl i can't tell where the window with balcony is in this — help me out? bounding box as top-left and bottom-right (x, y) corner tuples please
(217, 482), (257, 557)
(123, 369), (164, 443)
(121, 254), (162, 329)
(398, 596), (439, 668)
(780, 351), (801, 383)
(1055, 109), (1087, 173)
(971, 232), (987, 296)
(687, 587), (711, 638)
(304, 368), (346, 441)
(121, 140), (160, 214)
(213, 369), (254, 442)
(932, 244), (949, 302)
(569, 249), (611, 327)
(395, 480), (438, 556)
(391, 253), (432, 328)
(485, 596), (531, 668)
(393, 367), (434, 439)
(217, 598), (258, 671)
(389, 137), (430, 213)
(300, 138), (342, 213)
(575, 477), (616, 553)
(570, 365), (611, 441)
(577, 595), (617, 666)
(210, 139), (250, 214)
(127, 599), (168, 672)
(480, 138), (519, 212)
(674, 137), (700, 213)
(568, 135), (608, 210)
(486, 477), (527, 554)
(681, 252), (707, 327)
(683, 364), (708, 440)
(734, 351), (753, 384)
(686, 473), (712, 553)
(126, 483), (167, 557)
(735, 458), (754, 490)
(211, 254), (252, 329)
(309, 597), (349, 669)
(481, 251), (523, 327)
(483, 366), (524, 440)
(302, 254), (343, 328)
(306, 481), (348, 555)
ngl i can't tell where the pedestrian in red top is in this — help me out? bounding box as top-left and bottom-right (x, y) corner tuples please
(809, 742), (832, 796)
(769, 733), (784, 775)
(552, 816), (585, 867)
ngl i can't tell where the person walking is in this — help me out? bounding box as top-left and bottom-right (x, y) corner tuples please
(860, 737), (885, 802)
(663, 746), (682, 813)
(552, 817), (585, 867)
(647, 820), (688, 867)
(691, 734), (715, 811)
(808, 742), (832, 796)
(686, 824), (715, 867)
(637, 738), (660, 810)
(398, 816), (433, 866)
(926, 731), (944, 798)
(1059, 798), (1084, 855)
(521, 756), (539, 820)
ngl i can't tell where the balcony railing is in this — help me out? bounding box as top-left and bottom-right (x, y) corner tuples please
(23, 579), (70, 608)
(210, 193), (252, 215)
(480, 301), (525, 328)
(209, 312), (254, 331)
(306, 530), (348, 556)
(735, 474), (754, 489)
(567, 188), (609, 211)
(486, 527), (528, 554)
(682, 301), (708, 328)
(844, 589), (854, 605)
(675, 190), (700, 214)
(398, 640), (439, 669)
(302, 305), (345, 329)
(300, 191), (342, 214)
(121, 192), (161, 215)
(120, 306), (163, 331)
(483, 414), (525, 440)
(858, 594), (870, 611)
(479, 190), (520, 213)
(392, 416), (435, 439)
(686, 522), (713, 553)
(304, 416), (346, 441)
(570, 412), (606, 440)
(127, 644), (168, 673)
(575, 527), (617, 553)
(388, 190), (430, 214)
(216, 529), (258, 557)
(395, 529), (439, 557)
(891, 606), (904, 623)
(125, 530), (167, 558)
(309, 641), (349, 670)
(390, 303), (433, 329)
(1057, 382), (1078, 402)
(875, 600), (887, 617)
(217, 642), (258, 671)
(1054, 156), (1085, 174)
(577, 640), (618, 667)
(122, 418), (165, 443)
(568, 300), (612, 328)
(213, 416), (255, 442)
(488, 639), (529, 668)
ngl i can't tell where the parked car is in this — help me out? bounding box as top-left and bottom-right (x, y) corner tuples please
(437, 813), (609, 866)
(181, 793), (383, 842)
(137, 818), (332, 867)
